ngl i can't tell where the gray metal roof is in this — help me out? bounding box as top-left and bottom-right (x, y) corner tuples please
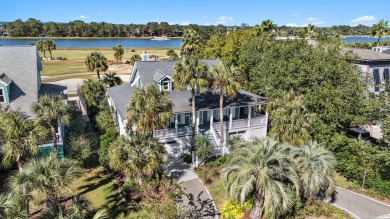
(344, 48), (390, 62)
(0, 46), (42, 118)
(0, 73), (12, 85)
(131, 59), (220, 85)
(108, 83), (267, 117)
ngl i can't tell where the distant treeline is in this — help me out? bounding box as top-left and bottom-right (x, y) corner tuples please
(2, 18), (372, 38)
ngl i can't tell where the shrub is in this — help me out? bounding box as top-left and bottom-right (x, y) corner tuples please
(98, 127), (118, 166)
(206, 154), (229, 168)
(66, 135), (92, 164)
(95, 110), (115, 133)
(220, 200), (245, 219)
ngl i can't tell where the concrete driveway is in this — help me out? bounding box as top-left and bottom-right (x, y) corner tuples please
(330, 187), (390, 219)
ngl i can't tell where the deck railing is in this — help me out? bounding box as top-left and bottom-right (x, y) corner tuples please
(213, 115), (267, 131)
(154, 126), (193, 138)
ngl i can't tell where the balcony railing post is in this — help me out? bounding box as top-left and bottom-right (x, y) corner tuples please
(229, 108), (233, 130)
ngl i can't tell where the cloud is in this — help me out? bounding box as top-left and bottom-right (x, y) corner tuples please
(205, 22), (213, 26)
(286, 23), (298, 27)
(216, 16), (234, 24)
(78, 15), (89, 20)
(168, 21), (192, 25)
(308, 17), (317, 21)
(351, 15), (376, 24)
(304, 17), (325, 26)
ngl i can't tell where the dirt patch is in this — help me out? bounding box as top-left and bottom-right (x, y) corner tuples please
(108, 64), (132, 71)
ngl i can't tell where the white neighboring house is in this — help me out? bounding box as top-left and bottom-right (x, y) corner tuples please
(107, 57), (268, 158)
(0, 46), (67, 158)
(345, 47), (390, 94)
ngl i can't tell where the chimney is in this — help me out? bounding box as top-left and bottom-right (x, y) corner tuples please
(141, 51), (149, 61)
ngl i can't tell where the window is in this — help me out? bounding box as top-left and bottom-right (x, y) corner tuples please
(0, 88), (5, 103)
(384, 68), (390, 83)
(373, 69), (381, 84)
(162, 81), (170, 91)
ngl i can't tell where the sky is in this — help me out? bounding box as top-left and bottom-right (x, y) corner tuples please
(2, 0), (390, 27)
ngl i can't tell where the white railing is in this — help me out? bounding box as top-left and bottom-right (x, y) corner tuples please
(210, 121), (222, 147)
(38, 133), (63, 147)
(213, 115), (267, 131)
(154, 126), (193, 138)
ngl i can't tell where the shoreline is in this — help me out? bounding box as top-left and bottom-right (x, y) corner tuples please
(0, 36), (183, 40)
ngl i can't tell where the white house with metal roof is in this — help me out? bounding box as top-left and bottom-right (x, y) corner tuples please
(107, 58), (268, 157)
(0, 46), (67, 158)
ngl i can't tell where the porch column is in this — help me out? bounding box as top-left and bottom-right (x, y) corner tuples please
(229, 107), (233, 130)
(210, 110), (214, 127)
(175, 114), (178, 133)
(196, 111), (200, 134)
(248, 105), (252, 127)
(57, 121), (62, 143)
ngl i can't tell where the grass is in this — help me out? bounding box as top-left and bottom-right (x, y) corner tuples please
(42, 74), (95, 82)
(334, 172), (358, 189)
(71, 166), (116, 210)
(39, 48), (180, 77)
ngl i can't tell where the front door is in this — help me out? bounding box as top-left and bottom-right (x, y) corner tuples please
(202, 111), (208, 125)
(185, 113), (190, 126)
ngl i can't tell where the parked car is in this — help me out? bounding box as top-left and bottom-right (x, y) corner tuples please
(345, 127), (378, 145)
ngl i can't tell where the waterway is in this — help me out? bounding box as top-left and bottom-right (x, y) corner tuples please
(0, 38), (182, 48)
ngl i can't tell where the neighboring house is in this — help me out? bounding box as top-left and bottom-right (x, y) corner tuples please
(107, 58), (268, 157)
(345, 47), (390, 94)
(0, 46), (67, 157)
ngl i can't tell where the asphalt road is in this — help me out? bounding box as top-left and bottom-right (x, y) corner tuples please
(330, 187), (390, 219)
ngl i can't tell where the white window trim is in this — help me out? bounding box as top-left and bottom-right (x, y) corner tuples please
(0, 87), (6, 103)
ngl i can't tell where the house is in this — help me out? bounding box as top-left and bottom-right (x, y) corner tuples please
(344, 47), (390, 94)
(107, 58), (268, 157)
(0, 46), (67, 157)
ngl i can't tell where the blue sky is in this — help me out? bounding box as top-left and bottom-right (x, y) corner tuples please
(2, 0), (390, 27)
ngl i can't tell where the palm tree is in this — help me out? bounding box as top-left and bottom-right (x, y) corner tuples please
(0, 192), (27, 218)
(85, 52), (108, 79)
(80, 78), (106, 110)
(36, 40), (47, 59)
(8, 154), (82, 215)
(0, 110), (47, 173)
(130, 54), (141, 65)
(211, 63), (241, 145)
(254, 19), (277, 37)
(371, 19), (389, 47)
(102, 72), (122, 87)
(267, 90), (314, 146)
(222, 138), (299, 219)
(108, 134), (166, 184)
(126, 84), (173, 135)
(181, 29), (202, 55)
(306, 24), (316, 38)
(32, 95), (71, 155)
(46, 40), (56, 60)
(113, 44), (124, 63)
(173, 55), (211, 148)
(292, 141), (336, 202)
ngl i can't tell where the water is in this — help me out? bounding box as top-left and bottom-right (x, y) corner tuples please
(340, 36), (390, 43)
(0, 38), (182, 48)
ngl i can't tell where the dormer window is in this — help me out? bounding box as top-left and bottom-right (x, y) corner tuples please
(0, 88), (5, 103)
(162, 81), (171, 91)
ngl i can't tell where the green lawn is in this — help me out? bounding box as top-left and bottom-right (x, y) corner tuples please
(39, 48), (180, 77)
(71, 167), (116, 210)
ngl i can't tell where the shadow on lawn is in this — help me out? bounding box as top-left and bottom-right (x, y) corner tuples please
(76, 169), (113, 197)
(178, 190), (217, 218)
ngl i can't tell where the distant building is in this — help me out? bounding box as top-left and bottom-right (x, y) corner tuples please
(344, 47), (390, 94)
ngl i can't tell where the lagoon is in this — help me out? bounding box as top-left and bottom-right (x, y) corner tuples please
(340, 36), (390, 43)
(0, 38), (182, 48)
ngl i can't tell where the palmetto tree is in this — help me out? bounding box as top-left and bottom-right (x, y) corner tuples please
(112, 44), (124, 63)
(181, 29), (202, 55)
(32, 95), (71, 155)
(371, 19), (389, 47)
(254, 19), (277, 37)
(292, 141), (336, 202)
(211, 63), (241, 145)
(0, 110), (47, 173)
(102, 72), (122, 87)
(108, 134), (166, 184)
(268, 90), (314, 146)
(306, 24), (316, 38)
(0, 192), (27, 218)
(173, 55), (211, 148)
(126, 84), (173, 135)
(36, 40), (47, 59)
(85, 52), (108, 79)
(130, 54), (141, 65)
(46, 39), (56, 60)
(80, 78), (106, 110)
(222, 138), (299, 219)
(9, 154), (82, 215)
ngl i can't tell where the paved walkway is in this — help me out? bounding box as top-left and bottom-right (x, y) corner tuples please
(165, 158), (217, 218)
(329, 187), (390, 219)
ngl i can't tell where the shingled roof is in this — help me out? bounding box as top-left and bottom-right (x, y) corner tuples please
(344, 48), (390, 62)
(130, 59), (220, 85)
(0, 46), (42, 118)
(0, 73), (12, 85)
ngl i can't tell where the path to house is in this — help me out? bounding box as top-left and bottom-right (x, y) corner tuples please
(165, 158), (218, 218)
(329, 187), (390, 219)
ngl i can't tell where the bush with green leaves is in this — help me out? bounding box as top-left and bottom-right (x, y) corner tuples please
(195, 134), (213, 167)
(98, 127), (118, 167)
(220, 200), (251, 219)
(95, 110), (115, 133)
